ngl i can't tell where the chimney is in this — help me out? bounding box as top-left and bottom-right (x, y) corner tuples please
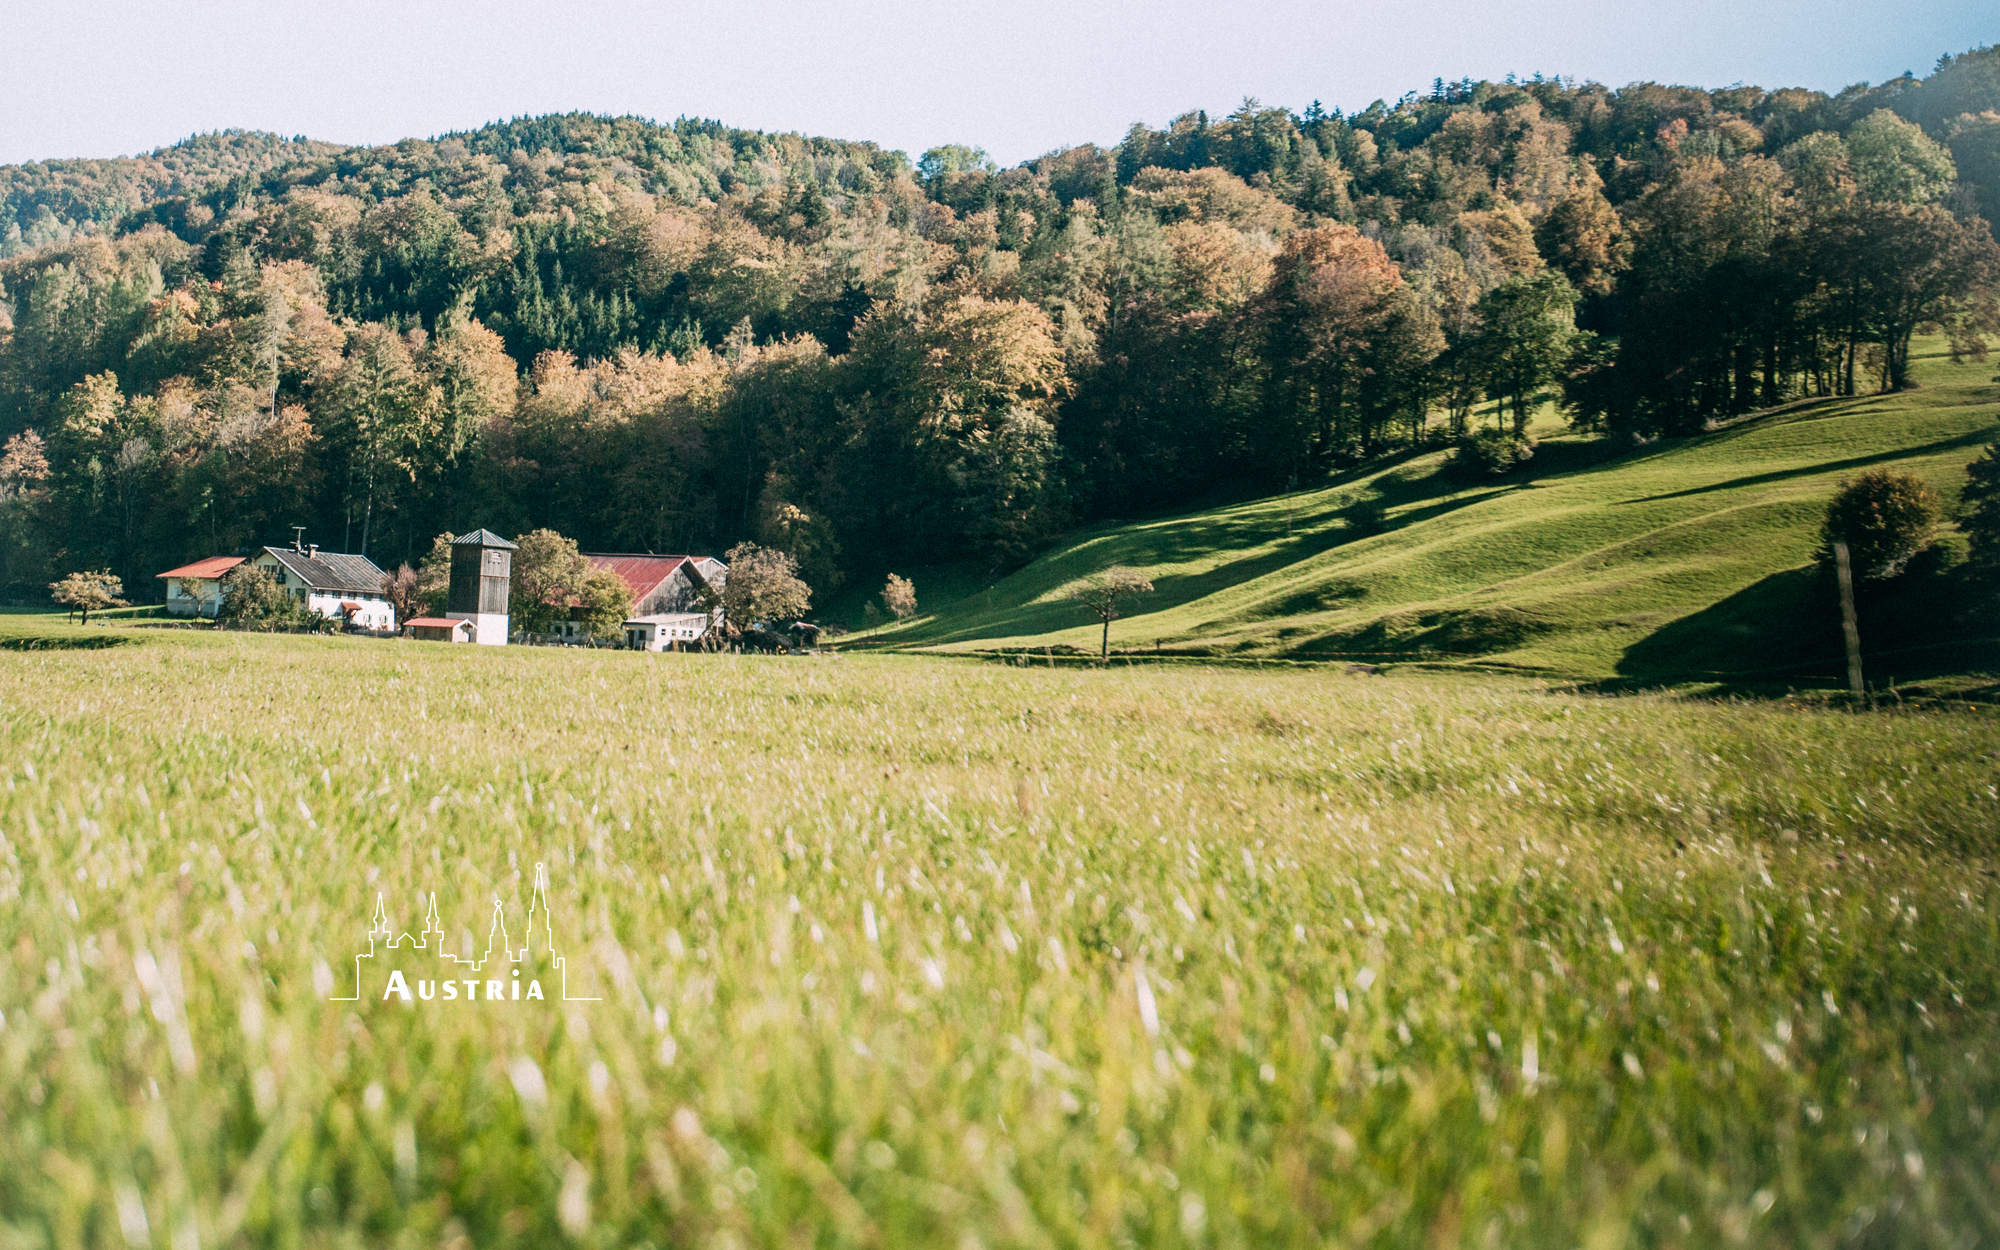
(308, 543), (319, 560)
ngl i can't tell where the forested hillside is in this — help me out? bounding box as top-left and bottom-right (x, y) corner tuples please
(2, 48), (1998, 601)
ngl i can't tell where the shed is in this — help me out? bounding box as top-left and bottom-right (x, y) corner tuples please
(406, 617), (476, 643)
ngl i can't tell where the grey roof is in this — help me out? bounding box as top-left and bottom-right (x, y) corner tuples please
(451, 528), (517, 549)
(263, 547), (389, 595)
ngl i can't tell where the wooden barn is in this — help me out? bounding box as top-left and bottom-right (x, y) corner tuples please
(555, 553), (727, 642)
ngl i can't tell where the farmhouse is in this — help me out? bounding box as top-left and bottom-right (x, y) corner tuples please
(554, 553), (726, 642)
(251, 541), (397, 630)
(622, 613), (712, 651)
(157, 555), (245, 617)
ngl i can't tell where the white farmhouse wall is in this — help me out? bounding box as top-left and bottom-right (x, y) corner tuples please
(164, 578), (225, 618)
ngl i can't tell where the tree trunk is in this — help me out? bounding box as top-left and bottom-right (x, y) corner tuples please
(1886, 329), (1911, 391)
(359, 442), (378, 558)
(1101, 617), (1110, 662)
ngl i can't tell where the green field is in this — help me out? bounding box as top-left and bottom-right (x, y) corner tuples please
(1, 623), (1996, 1247)
(878, 342), (2000, 688)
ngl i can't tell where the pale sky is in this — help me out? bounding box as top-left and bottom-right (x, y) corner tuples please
(1, 0), (1993, 168)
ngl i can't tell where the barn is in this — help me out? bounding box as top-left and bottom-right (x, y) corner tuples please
(555, 553), (727, 643)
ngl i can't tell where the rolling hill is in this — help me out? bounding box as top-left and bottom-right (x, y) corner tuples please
(872, 339), (2000, 690)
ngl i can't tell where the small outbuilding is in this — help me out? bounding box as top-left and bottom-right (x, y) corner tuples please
(406, 617), (476, 643)
(623, 613), (711, 652)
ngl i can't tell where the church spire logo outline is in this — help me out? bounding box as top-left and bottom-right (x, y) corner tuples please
(329, 862), (599, 1002)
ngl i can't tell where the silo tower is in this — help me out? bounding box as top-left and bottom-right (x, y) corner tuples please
(446, 529), (517, 645)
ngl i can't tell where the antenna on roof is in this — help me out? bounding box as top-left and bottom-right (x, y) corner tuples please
(292, 526), (307, 553)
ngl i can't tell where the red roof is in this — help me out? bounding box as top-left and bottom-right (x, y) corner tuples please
(405, 617), (466, 629)
(157, 555), (244, 581)
(585, 554), (696, 601)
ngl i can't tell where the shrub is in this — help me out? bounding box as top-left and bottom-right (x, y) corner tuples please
(1816, 469), (1942, 580)
(1452, 429), (1536, 477)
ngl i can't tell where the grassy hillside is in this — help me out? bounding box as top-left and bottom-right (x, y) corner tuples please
(880, 340), (2000, 688)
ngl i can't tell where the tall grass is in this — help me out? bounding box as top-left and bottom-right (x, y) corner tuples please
(1, 629), (1995, 1248)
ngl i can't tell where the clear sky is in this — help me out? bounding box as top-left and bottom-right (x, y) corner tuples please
(2, 0), (1993, 168)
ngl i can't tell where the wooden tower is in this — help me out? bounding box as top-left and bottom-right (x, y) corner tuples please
(446, 529), (516, 645)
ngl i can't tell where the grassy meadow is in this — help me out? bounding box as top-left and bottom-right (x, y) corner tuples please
(877, 340), (1999, 688)
(1, 622), (1997, 1248)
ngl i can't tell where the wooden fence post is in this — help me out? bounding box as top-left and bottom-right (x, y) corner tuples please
(1834, 540), (1863, 696)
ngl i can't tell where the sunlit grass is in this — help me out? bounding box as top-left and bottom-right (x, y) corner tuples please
(0, 627), (1996, 1248)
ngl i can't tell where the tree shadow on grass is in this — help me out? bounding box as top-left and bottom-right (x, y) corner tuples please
(1598, 561), (2000, 695)
(0, 634), (135, 651)
(1600, 568), (1842, 693)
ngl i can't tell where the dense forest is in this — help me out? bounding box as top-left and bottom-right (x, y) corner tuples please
(3, 47), (1999, 601)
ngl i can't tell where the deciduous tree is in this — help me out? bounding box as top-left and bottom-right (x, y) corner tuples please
(719, 541), (811, 629)
(509, 528), (592, 637)
(1061, 565), (1155, 661)
(577, 567), (634, 640)
(1475, 272), (1579, 433)
(1961, 443), (2000, 581)
(882, 573), (917, 622)
(49, 569), (125, 624)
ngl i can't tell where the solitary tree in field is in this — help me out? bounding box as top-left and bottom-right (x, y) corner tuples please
(720, 542), (812, 630)
(882, 574), (917, 624)
(50, 570), (126, 625)
(1061, 565), (1155, 662)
